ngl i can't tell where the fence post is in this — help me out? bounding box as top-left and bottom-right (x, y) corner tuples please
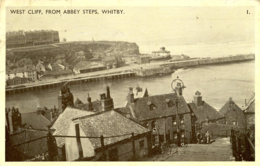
(244, 133), (251, 161)
(47, 130), (58, 161)
(132, 132), (136, 160)
(75, 124), (83, 160)
(100, 135), (106, 161)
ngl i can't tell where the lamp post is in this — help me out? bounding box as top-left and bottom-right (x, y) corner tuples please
(171, 76), (185, 147)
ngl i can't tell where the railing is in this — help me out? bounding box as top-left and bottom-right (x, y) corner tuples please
(230, 129), (255, 161)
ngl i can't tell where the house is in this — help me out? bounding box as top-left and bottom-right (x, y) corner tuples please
(189, 91), (225, 127)
(36, 61), (46, 73)
(51, 106), (95, 160)
(6, 65), (37, 82)
(40, 69), (74, 80)
(102, 56), (118, 69)
(119, 82), (193, 145)
(219, 97), (246, 129)
(66, 110), (150, 161)
(243, 93), (255, 129)
(7, 129), (49, 160)
(74, 86), (114, 112)
(152, 47), (171, 57)
(136, 56), (150, 64)
(6, 76), (30, 86)
(73, 61), (106, 74)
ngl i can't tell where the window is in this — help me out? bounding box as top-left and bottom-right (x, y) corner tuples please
(181, 130), (185, 138)
(233, 121), (236, 125)
(173, 121), (177, 126)
(172, 115), (177, 126)
(139, 140), (144, 149)
(180, 115), (184, 124)
(173, 132), (177, 139)
(165, 99), (174, 107)
(147, 101), (156, 111)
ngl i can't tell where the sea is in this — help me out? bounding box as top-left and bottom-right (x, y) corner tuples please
(5, 42), (255, 113)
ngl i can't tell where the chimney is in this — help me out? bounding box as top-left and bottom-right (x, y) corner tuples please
(100, 88), (114, 112)
(50, 111), (53, 122)
(175, 82), (183, 96)
(58, 90), (64, 114)
(194, 91), (202, 107)
(8, 109), (13, 134)
(106, 86), (110, 99)
(87, 93), (93, 111)
(128, 87), (134, 104)
(229, 97), (234, 111)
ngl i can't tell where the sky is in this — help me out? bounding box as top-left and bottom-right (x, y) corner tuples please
(6, 6), (255, 53)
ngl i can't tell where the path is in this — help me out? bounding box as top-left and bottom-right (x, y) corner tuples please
(147, 137), (235, 161)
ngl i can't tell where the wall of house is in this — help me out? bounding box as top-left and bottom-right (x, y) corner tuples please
(245, 113), (254, 129)
(100, 136), (148, 161)
(145, 113), (192, 145)
(182, 113), (192, 143)
(224, 109), (246, 128)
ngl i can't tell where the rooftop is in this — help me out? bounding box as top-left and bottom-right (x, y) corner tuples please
(188, 102), (224, 123)
(73, 110), (150, 149)
(9, 129), (48, 158)
(244, 93), (255, 113)
(21, 112), (51, 129)
(122, 93), (191, 121)
(219, 98), (242, 115)
(51, 106), (94, 147)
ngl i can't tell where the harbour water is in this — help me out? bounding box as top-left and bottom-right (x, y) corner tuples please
(6, 60), (254, 114)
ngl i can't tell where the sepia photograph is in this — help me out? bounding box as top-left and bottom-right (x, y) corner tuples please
(4, 5), (255, 162)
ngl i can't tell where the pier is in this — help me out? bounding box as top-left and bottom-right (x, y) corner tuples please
(6, 72), (136, 95)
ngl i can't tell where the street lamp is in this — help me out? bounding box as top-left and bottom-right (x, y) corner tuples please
(171, 76), (185, 147)
(175, 97), (180, 147)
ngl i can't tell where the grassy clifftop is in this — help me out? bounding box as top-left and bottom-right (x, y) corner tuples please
(6, 41), (140, 70)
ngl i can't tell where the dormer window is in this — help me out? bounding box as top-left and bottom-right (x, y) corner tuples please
(165, 98), (174, 107)
(147, 101), (156, 110)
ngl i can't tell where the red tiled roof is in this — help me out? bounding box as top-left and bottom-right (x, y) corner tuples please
(74, 110), (150, 149)
(9, 129), (48, 158)
(51, 107), (94, 147)
(188, 102), (224, 123)
(126, 93), (190, 121)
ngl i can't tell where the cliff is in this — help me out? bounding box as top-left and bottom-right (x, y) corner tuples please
(6, 41), (140, 70)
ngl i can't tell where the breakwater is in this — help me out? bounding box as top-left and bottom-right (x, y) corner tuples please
(163, 54), (254, 69)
